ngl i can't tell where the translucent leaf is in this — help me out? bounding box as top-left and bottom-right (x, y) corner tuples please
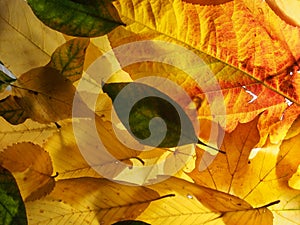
(0, 143), (55, 201)
(135, 177), (274, 225)
(2, 67), (76, 124)
(27, 0), (125, 37)
(0, 165), (27, 225)
(108, 0), (300, 146)
(102, 82), (198, 148)
(26, 177), (159, 224)
(48, 38), (90, 82)
(189, 116), (300, 224)
(0, 117), (58, 150)
(265, 0), (300, 27)
(0, 0), (65, 76)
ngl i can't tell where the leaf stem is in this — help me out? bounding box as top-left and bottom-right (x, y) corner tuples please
(258, 200), (280, 209)
(197, 139), (226, 154)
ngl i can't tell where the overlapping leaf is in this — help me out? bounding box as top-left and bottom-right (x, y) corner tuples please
(0, 0), (65, 76)
(0, 37), (89, 124)
(0, 165), (27, 225)
(108, 0), (300, 146)
(189, 117), (300, 224)
(27, 0), (125, 37)
(136, 177), (275, 225)
(26, 177), (160, 225)
(0, 143), (55, 201)
(0, 118), (59, 150)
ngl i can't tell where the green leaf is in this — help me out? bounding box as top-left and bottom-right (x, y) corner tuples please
(112, 221), (150, 225)
(0, 166), (27, 225)
(0, 96), (28, 125)
(26, 0), (125, 37)
(0, 62), (16, 92)
(48, 38), (90, 82)
(102, 82), (198, 148)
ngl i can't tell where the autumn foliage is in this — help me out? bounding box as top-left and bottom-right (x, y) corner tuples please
(0, 0), (300, 224)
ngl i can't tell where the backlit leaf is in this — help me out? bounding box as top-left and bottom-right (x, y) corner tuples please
(183, 0), (233, 5)
(0, 165), (27, 225)
(27, 0), (125, 37)
(108, 0), (300, 146)
(0, 143), (55, 201)
(189, 116), (300, 224)
(48, 38), (90, 82)
(265, 0), (300, 27)
(135, 177), (274, 225)
(0, 96), (28, 125)
(102, 82), (198, 148)
(9, 67), (75, 124)
(26, 177), (159, 224)
(0, 118), (58, 150)
(0, 0), (65, 76)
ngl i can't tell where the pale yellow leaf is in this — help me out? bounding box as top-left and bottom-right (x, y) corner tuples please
(0, 0), (65, 76)
(26, 177), (160, 225)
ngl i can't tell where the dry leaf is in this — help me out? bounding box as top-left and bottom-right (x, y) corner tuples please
(26, 177), (160, 225)
(0, 142), (55, 201)
(0, 0), (65, 76)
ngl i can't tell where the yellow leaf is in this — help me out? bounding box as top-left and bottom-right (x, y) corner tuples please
(0, 117), (58, 150)
(265, 0), (300, 27)
(0, 142), (55, 201)
(190, 116), (300, 224)
(0, 0), (65, 76)
(26, 177), (160, 225)
(136, 177), (274, 225)
(107, 0), (300, 147)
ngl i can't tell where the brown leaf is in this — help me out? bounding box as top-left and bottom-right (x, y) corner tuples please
(0, 142), (55, 201)
(10, 67), (75, 123)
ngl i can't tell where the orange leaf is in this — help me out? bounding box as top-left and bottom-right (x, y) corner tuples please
(0, 142), (55, 201)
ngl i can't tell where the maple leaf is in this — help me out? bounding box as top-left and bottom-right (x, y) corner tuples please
(189, 117), (300, 224)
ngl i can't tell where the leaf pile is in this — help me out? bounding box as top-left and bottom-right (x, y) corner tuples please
(0, 0), (300, 225)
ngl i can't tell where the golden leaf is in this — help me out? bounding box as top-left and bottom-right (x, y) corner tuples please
(0, 142), (55, 201)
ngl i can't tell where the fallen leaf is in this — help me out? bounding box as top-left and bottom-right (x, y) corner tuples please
(0, 0), (65, 76)
(48, 38), (90, 82)
(0, 96), (28, 125)
(0, 165), (27, 225)
(108, 0), (300, 147)
(26, 177), (160, 225)
(0, 142), (55, 201)
(0, 117), (58, 150)
(189, 116), (300, 224)
(9, 67), (75, 124)
(27, 0), (125, 37)
(102, 82), (198, 148)
(135, 176), (275, 225)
